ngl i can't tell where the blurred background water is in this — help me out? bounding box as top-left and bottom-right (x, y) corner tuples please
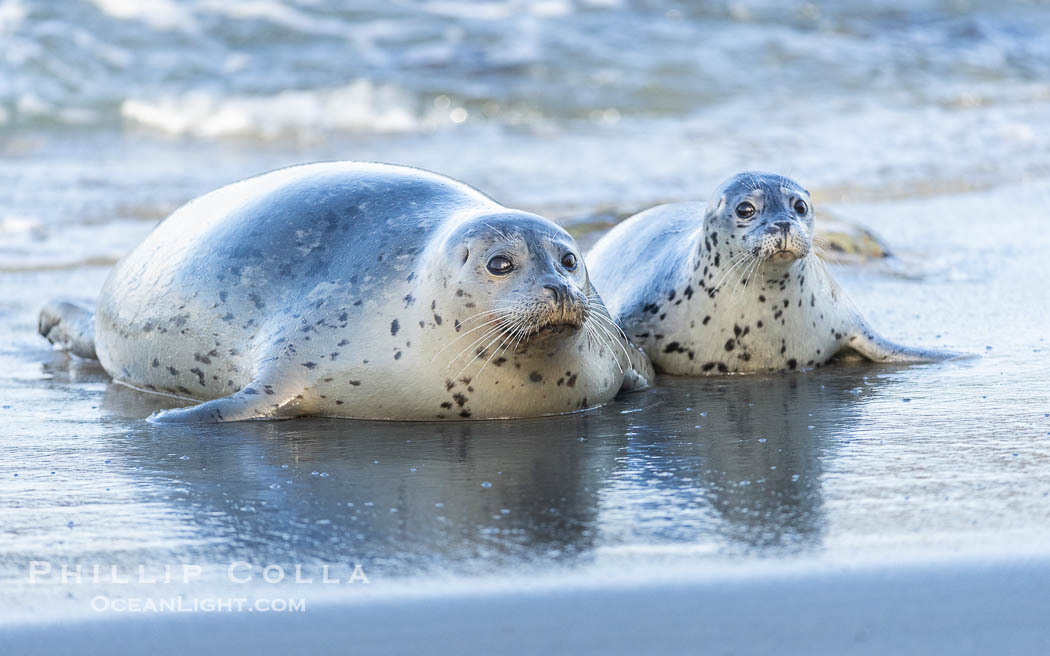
(2, 0), (1050, 624)
(5, 0), (1050, 269)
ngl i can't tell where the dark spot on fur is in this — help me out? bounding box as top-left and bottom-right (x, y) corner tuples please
(725, 339), (736, 351)
(302, 362), (317, 369)
(151, 358), (160, 368)
(167, 367), (179, 376)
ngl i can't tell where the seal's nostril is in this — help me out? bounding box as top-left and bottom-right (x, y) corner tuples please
(543, 284), (560, 303)
(773, 220), (792, 232)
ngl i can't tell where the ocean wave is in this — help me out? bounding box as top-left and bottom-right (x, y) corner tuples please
(120, 81), (442, 139)
(3, 0), (1050, 136)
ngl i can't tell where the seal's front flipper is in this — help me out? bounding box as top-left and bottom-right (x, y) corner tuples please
(847, 325), (964, 363)
(620, 342), (656, 393)
(148, 386), (306, 424)
(39, 299), (97, 359)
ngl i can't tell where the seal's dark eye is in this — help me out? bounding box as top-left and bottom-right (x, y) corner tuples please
(793, 199), (809, 215)
(735, 202), (756, 219)
(561, 253), (577, 270)
(486, 255), (514, 275)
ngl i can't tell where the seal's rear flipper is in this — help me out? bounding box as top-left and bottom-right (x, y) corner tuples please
(39, 300), (98, 360)
(847, 327), (965, 363)
(147, 386), (307, 424)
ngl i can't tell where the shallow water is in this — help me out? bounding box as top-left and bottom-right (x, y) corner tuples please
(2, 0), (1050, 626)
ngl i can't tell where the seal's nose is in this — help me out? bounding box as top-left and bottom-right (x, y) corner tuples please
(543, 283), (562, 304)
(773, 220), (792, 233)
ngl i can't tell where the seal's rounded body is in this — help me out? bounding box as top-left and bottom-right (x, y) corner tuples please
(46, 162), (651, 422)
(587, 172), (959, 375)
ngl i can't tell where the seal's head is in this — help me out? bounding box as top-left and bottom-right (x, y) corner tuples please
(439, 212), (594, 345)
(705, 171), (814, 263)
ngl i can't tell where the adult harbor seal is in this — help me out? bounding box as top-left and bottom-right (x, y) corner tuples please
(40, 162), (653, 422)
(587, 171), (960, 375)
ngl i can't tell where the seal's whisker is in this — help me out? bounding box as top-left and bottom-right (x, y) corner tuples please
(711, 252), (753, 292)
(476, 323), (519, 377)
(812, 241), (844, 266)
(478, 312), (533, 377)
(711, 251), (751, 289)
(593, 323), (626, 375)
(587, 313), (628, 373)
(730, 255), (763, 303)
(442, 319), (514, 367)
(453, 319), (515, 379)
(588, 305), (630, 343)
(588, 307), (631, 351)
(456, 305), (518, 325)
(484, 223), (512, 242)
(431, 313), (513, 361)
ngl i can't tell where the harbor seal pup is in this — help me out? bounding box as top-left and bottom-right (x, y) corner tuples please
(40, 162), (653, 422)
(587, 171), (960, 375)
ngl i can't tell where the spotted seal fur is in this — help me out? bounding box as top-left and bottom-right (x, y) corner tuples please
(39, 162), (652, 421)
(587, 171), (961, 375)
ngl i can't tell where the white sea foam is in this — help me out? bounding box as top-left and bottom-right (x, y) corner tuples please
(121, 81), (426, 139)
(89, 0), (198, 32)
(0, 0), (26, 33)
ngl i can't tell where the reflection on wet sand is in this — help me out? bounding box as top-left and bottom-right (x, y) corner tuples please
(91, 361), (910, 581)
(592, 368), (893, 560)
(101, 382), (620, 577)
